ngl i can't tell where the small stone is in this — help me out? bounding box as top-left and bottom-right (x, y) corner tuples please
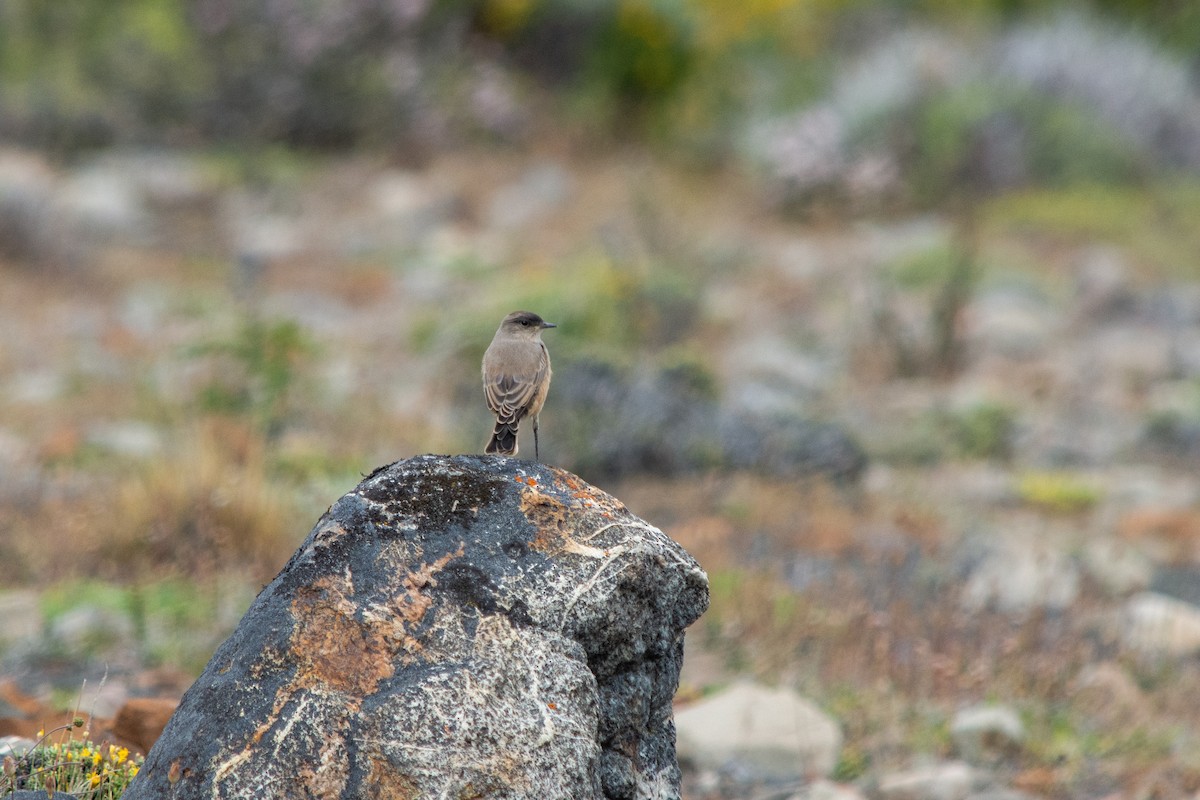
(0, 735), (35, 757)
(791, 778), (868, 800)
(1080, 537), (1153, 595)
(1071, 662), (1146, 729)
(1122, 591), (1200, 657)
(674, 682), (843, 780)
(950, 704), (1025, 765)
(85, 421), (162, 459)
(877, 761), (983, 800)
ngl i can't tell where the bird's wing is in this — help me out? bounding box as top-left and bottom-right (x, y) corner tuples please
(484, 348), (549, 423)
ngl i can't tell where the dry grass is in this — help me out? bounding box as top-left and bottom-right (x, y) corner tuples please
(1, 419), (301, 586)
(103, 419), (300, 581)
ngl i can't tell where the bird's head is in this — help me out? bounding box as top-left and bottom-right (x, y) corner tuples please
(499, 310), (556, 339)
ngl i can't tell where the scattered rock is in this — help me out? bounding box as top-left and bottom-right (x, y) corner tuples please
(876, 761), (984, 800)
(674, 682), (843, 781)
(1122, 591), (1200, 657)
(960, 532), (1079, 615)
(950, 704), (1024, 765)
(1071, 662), (1146, 729)
(125, 455), (708, 799)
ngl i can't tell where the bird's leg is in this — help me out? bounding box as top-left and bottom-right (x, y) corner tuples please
(533, 415), (540, 462)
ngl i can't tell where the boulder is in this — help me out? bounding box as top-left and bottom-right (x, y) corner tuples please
(124, 455), (709, 799)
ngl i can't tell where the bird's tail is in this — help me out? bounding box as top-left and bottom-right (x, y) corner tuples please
(486, 421), (518, 456)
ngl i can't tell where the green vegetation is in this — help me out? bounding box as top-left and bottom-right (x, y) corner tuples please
(949, 402), (1015, 461)
(2, 0), (1196, 160)
(985, 182), (1200, 279)
(190, 317), (317, 438)
(39, 577), (254, 672)
(873, 402), (1014, 464)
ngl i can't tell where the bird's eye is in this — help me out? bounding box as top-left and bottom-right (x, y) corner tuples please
(521, 320), (530, 326)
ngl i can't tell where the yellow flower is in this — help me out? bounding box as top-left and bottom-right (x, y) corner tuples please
(116, 747), (129, 764)
(80, 747), (92, 760)
(89, 772), (102, 786)
(92, 751), (102, 766)
(36, 729), (44, 738)
(130, 765), (139, 777)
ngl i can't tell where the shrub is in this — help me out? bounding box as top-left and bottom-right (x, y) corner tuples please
(1, 721), (143, 799)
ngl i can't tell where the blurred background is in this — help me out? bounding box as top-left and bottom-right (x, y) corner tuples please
(2, 0), (1200, 796)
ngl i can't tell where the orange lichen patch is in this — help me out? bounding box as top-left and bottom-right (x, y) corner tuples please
(375, 545), (465, 662)
(520, 490), (571, 554)
(295, 737), (348, 800)
(363, 753), (420, 799)
(552, 471), (615, 509)
(290, 575), (394, 696)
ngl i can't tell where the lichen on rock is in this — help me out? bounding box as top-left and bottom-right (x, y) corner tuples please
(124, 454), (709, 800)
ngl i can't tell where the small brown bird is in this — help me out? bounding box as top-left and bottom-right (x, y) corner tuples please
(482, 310), (555, 459)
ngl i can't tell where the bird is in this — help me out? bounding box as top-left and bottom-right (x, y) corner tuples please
(482, 310), (555, 460)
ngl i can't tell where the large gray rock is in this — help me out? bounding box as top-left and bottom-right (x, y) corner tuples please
(554, 359), (866, 484)
(124, 454), (708, 799)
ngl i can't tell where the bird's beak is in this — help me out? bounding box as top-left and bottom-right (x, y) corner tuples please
(542, 321), (557, 329)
